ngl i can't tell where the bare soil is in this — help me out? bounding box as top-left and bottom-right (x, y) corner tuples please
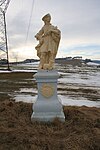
(0, 99), (100, 150)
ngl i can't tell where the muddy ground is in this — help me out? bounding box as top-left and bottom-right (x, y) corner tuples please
(0, 72), (36, 101)
(0, 70), (100, 104)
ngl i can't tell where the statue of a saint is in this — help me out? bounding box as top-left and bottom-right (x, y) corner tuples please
(35, 14), (61, 70)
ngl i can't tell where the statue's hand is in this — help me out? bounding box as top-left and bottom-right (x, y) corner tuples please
(45, 30), (52, 36)
(35, 35), (41, 40)
(35, 35), (38, 40)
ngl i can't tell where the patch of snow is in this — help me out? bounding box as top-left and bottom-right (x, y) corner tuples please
(18, 62), (39, 67)
(12, 70), (37, 73)
(13, 94), (37, 103)
(19, 88), (37, 94)
(87, 62), (100, 66)
(12, 93), (100, 107)
(26, 61), (40, 65)
(58, 72), (100, 87)
(58, 72), (68, 75)
(0, 70), (11, 73)
(0, 70), (37, 73)
(59, 95), (100, 107)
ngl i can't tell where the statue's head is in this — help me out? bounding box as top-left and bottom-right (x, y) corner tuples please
(42, 14), (51, 23)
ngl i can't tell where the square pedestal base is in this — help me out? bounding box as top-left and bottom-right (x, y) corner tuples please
(31, 70), (65, 122)
(31, 111), (65, 122)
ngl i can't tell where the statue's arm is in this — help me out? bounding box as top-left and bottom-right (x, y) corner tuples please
(51, 28), (61, 34)
(35, 27), (44, 40)
(50, 26), (61, 43)
(45, 26), (61, 37)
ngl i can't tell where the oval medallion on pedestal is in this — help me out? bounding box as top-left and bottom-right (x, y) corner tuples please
(40, 83), (54, 98)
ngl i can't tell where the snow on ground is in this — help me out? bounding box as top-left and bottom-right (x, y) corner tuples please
(17, 61), (39, 68)
(12, 70), (37, 73)
(59, 95), (100, 107)
(8, 68), (100, 108)
(0, 63), (100, 107)
(0, 70), (37, 73)
(0, 70), (11, 73)
(13, 94), (100, 107)
(58, 72), (100, 87)
(25, 61), (40, 65)
(19, 88), (37, 94)
(87, 62), (100, 66)
(14, 94), (37, 103)
(12, 86), (100, 107)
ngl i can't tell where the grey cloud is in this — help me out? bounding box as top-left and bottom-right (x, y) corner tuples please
(4, 0), (100, 59)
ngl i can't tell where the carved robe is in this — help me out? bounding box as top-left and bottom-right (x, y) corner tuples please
(35, 24), (61, 58)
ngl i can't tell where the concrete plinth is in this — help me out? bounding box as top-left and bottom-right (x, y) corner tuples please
(31, 70), (65, 122)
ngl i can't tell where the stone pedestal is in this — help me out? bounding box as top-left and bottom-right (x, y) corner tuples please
(31, 70), (65, 122)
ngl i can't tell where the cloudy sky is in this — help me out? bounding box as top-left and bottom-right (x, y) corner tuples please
(5, 0), (100, 61)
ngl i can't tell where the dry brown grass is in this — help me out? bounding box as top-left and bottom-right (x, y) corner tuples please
(0, 99), (100, 150)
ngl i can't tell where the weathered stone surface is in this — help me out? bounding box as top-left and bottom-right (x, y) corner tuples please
(31, 70), (65, 122)
(35, 14), (61, 70)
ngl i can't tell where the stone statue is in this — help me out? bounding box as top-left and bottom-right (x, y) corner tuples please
(35, 14), (61, 70)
